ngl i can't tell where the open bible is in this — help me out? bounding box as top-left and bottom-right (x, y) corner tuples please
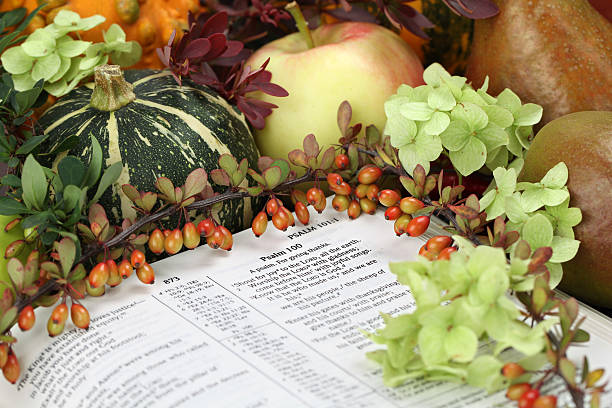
(1, 201), (611, 408)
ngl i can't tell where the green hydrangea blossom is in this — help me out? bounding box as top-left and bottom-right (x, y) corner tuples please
(384, 63), (543, 177)
(1, 11), (142, 97)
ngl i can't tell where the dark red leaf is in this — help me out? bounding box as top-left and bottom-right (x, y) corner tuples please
(183, 38), (212, 59)
(442, 0), (499, 19)
(202, 11), (229, 36)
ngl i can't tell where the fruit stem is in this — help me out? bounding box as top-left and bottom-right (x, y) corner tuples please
(90, 65), (136, 111)
(285, 1), (315, 49)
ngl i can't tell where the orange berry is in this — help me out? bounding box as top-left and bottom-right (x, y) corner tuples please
(88, 262), (109, 288)
(384, 206), (402, 221)
(533, 395), (557, 408)
(502, 362), (525, 379)
(266, 197), (281, 216)
(182, 222), (200, 249)
(355, 183), (368, 199)
(399, 196), (425, 214)
(506, 383), (532, 401)
(437, 246), (457, 260)
(359, 198), (377, 215)
(406, 216), (430, 237)
(18, 305), (35, 332)
(86, 280), (105, 297)
(366, 184), (379, 202)
(306, 187), (324, 206)
(0, 344), (7, 368)
(357, 166), (383, 184)
(148, 228), (165, 254)
(378, 189), (401, 207)
(2, 351), (19, 384)
(106, 259), (122, 287)
(330, 181), (351, 196)
(394, 214), (412, 236)
(426, 236), (453, 254)
(136, 262), (155, 284)
(418, 245), (437, 261)
(272, 208), (289, 231)
(326, 172), (343, 186)
(313, 196), (326, 213)
(295, 202), (310, 225)
(518, 389), (540, 408)
(279, 206), (295, 227)
(197, 219), (215, 237)
(335, 153), (349, 169)
(163, 229), (171, 237)
(347, 199), (361, 219)
(217, 226), (233, 251)
(251, 211), (268, 237)
(48, 303), (68, 337)
(332, 195), (350, 212)
(70, 304), (90, 329)
(118, 259), (133, 279)
(130, 249), (146, 268)
(164, 229), (183, 255)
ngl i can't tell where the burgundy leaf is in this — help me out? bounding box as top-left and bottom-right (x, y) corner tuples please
(214, 48), (252, 67)
(443, 0), (499, 19)
(202, 11), (229, 36)
(183, 38), (212, 59)
(221, 41), (245, 58)
(206, 33), (230, 60)
(249, 82), (288, 97)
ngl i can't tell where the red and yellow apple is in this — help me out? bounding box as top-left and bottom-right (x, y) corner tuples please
(246, 21), (424, 163)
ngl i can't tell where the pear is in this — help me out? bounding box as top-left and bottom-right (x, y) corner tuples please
(522, 111), (612, 309)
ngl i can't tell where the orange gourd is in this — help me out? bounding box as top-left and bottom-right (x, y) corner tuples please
(1, 0), (202, 68)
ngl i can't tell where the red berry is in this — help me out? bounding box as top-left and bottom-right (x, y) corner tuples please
(332, 195), (350, 212)
(295, 202), (310, 225)
(384, 206), (402, 221)
(0, 344), (7, 369)
(88, 262), (109, 288)
(279, 206), (295, 226)
(306, 187), (324, 206)
(182, 222), (200, 249)
(359, 198), (377, 215)
(313, 196), (326, 213)
(48, 303), (68, 337)
(207, 228), (224, 249)
(426, 235), (453, 254)
(71, 304), (90, 329)
(164, 229), (183, 255)
(335, 154), (349, 170)
(347, 199), (361, 219)
(406, 216), (430, 237)
(197, 219), (215, 237)
(252, 211), (268, 237)
(266, 197), (281, 216)
(326, 173), (343, 186)
(130, 249), (146, 268)
(2, 351), (19, 384)
(217, 226), (233, 251)
(518, 389), (540, 408)
(106, 259), (122, 287)
(163, 229), (171, 237)
(394, 214), (412, 236)
(290, 189), (307, 206)
(378, 189), (401, 207)
(355, 183), (368, 199)
(437, 246), (457, 260)
(148, 228), (165, 254)
(399, 197), (425, 214)
(136, 262), (155, 284)
(18, 305), (35, 331)
(330, 181), (351, 196)
(118, 259), (133, 279)
(357, 166), (383, 185)
(366, 184), (380, 202)
(507, 383), (532, 401)
(502, 362), (526, 379)
(533, 395), (557, 408)
(418, 245), (436, 261)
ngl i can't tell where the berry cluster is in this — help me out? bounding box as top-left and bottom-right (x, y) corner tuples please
(251, 197), (298, 236)
(502, 363), (558, 408)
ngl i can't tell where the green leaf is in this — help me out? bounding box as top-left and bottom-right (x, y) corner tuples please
(58, 155), (85, 186)
(54, 237), (76, 277)
(482, 105), (514, 129)
(466, 355), (504, 392)
(418, 324), (448, 366)
(440, 120), (470, 151)
(91, 162), (122, 205)
(48, 56), (72, 83)
(515, 103), (543, 126)
(263, 166), (282, 189)
(522, 214), (553, 250)
(398, 133), (442, 176)
(559, 358), (576, 386)
(549, 236), (580, 263)
(423, 63), (450, 87)
(21, 211), (49, 229)
(52, 10), (81, 26)
(21, 37), (55, 58)
(103, 24), (127, 43)
(0, 306), (17, 333)
(56, 37), (90, 58)
(477, 124), (508, 152)
(451, 102), (488, 131)
(1, 46), (34, 74)
(210, 169), (230, 186)
(1, 174), (21, 188)
(424, 111), (450, 135)
(110, 41), (142, 67)
(449, 137), (487, 176)
(270, 159), (290, 182)
(62, 184), (82, 212)
(400, 102), (433, 121)
(547, 262), (563, 289)
(82, 135), (103, 188)
(183, 168), (207, 198)
(218, 153), (238, 173)
(15, 134), (47, 155)
(0, 197), (28, 215)
(496, 88), (521, 113)
(444, 325), (477, 363)
(32, 52), (61, 81)
(14, 82), (44, 114)
(428, 87), (455, 111)
(7, 258), (24, 291)
(540, 162), (568, 189)
(21, 154), (48, 210)
(44, 78), (68, 97)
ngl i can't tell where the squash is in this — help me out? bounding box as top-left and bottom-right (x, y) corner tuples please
(37, 65), (260, 232)
(0, 0), (202, 69)
(400, 0), (474, 75)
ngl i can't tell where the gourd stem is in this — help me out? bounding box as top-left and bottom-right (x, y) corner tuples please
(285, 1), (315, 49)
(90, 65), (136, 111)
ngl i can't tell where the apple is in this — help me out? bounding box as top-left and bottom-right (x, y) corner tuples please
(246, 12), (424, 164)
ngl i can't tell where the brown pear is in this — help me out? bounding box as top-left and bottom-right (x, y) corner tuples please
(521, 111), (612, 309)
(466, 0), (612, 127)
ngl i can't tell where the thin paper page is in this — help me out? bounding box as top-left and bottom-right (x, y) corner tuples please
(1, 204), (611, 408)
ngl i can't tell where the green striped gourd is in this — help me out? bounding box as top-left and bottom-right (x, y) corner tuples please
(37, 65), (259, 232)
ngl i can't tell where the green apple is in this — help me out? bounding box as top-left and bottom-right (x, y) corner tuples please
(246, 18), (424, 164)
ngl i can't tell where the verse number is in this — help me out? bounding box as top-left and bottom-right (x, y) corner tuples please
(163, 277), (180, 284)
